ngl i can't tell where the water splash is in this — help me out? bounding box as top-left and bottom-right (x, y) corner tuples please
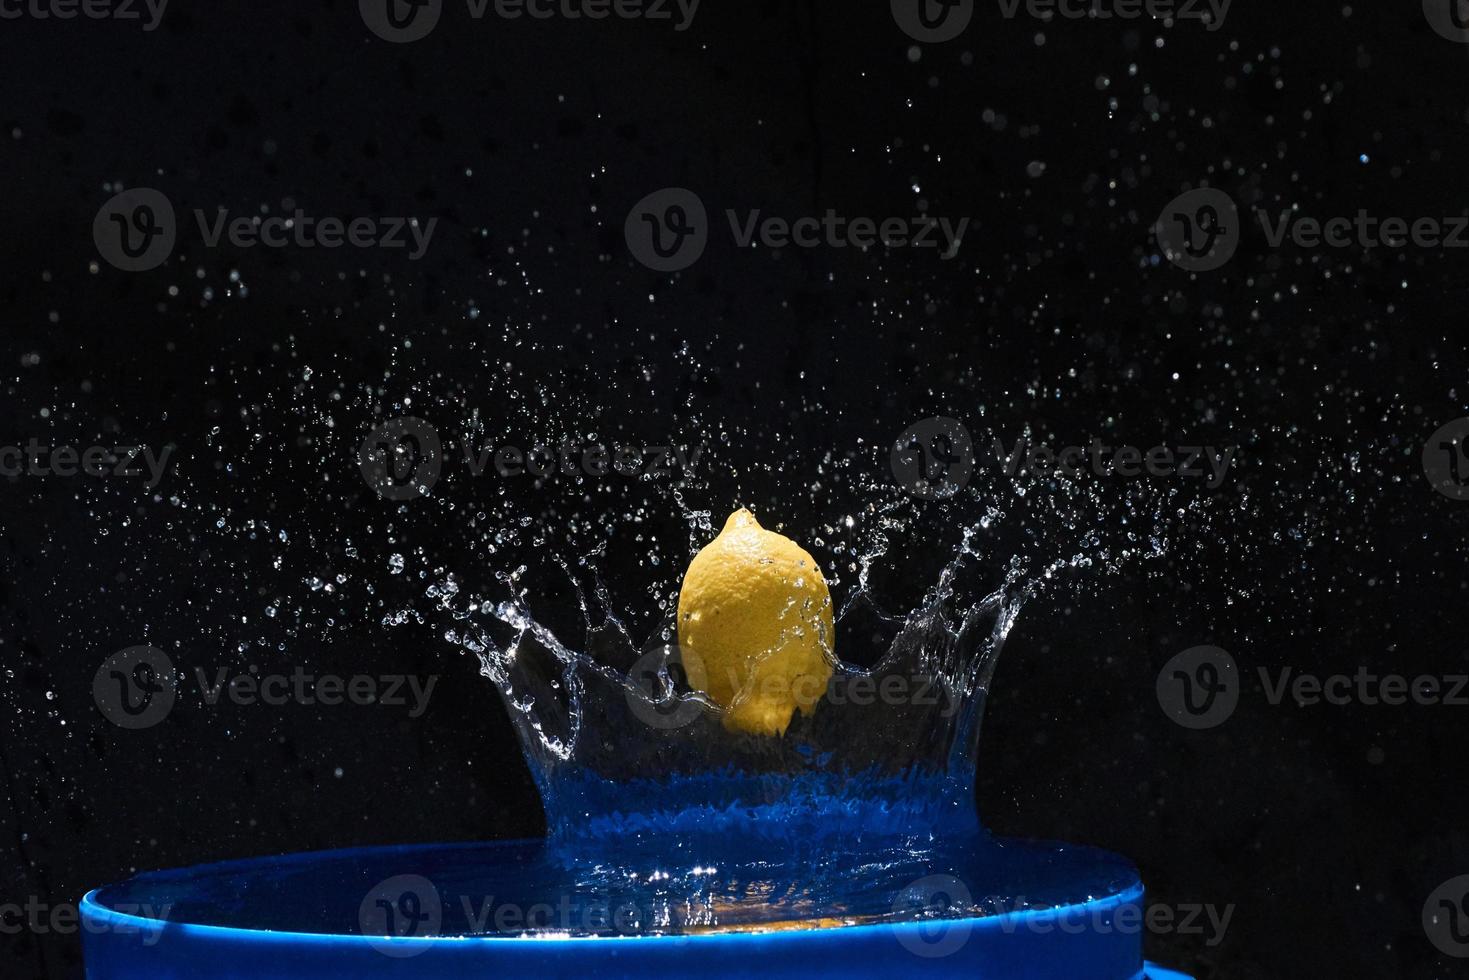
(412, 503), (1156, 848)
(368, 496), (1167, 935)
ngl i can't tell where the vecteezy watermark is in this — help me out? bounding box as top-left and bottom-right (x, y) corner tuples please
(93, 646), (439, 730)
(359, 418), (443, 502)
(726, 210), (968, 261)
(891, 0), (974, 43)
(1424, 875), (1469, 958)
(1425, 0), (1469, 43)
(624, 188), (708, 272)
(994, 0), (1230, 31)
(988, 897), (1234, 947)
(93, 188), (437, 272)
(891, 875), (975, 958)
(1256, 210), (1469, 251)
(625, 187), (968, 273)
(624, 643), (710, 730)
(890, 875), (1233, 958)
(625, 643), (959, 730)
(0, 897), (171, 946)
(1256, 667), (1469, 709)
(1154, 188), (1241, 272)
(1158, 647), (1469, 730)
(1158, 188), (1469, 272)
(0, 0), (168, 30)
(890, 417), (975, 500)
(0, 441), (173, 488)
(92, 646), (177, 730)
(1156, 645), (1240, 730)
(358, 417), (705, 501)
(92, 187), (176, 272)
(1423, 418), (1469, 502)
(359, 875), (443, 957)
(359, 0), (699, 43)
(891, 418), (1236, 499)
(192, 666), (438, 718)
(358, 874), (715, 957)
(359, 0), (443, 42)
(891, 0), (1225, 43)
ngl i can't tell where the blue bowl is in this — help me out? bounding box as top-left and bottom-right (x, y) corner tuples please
(81, 840), (1194, 979)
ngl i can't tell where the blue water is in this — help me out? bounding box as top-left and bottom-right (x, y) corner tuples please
(87, 832), (1140, 938)
(413, 536), (1101, 934)
(82, 534), (1167, 976)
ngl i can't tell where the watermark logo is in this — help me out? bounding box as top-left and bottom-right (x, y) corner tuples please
(0, 897), (171, 946)
(1258, 210), (1469, 251)
(896, 0), (1227, 42)
(94, 189), (438, 272)
(724, 210), (966, 260)
(624, 642), (709, 730)
(1425, 0), (1469, 43)
(359, 417), (705, 501)
(1425, 876), (1469, 957)
(360, 0), (443, 42)
(0, 0), (168, 30)
(0, 442), (173, 488)
(891, 0), (974, 43)
(193, 667), (438, 717)
(891, 875), (1232, 957)
(360, 418), (444, 502)
(93, 645), (177, 730)
(94, 648), (439, 729)
(361, 0), (698, 42)
(625, 187), (708, 272)
(891, 874), (975, 957)
(1156, 645), (1239, 730)
(1160, 653), (1468, 730)
(991, 896), (1233, 946)
(359, 875), (443, 957)
(891, 419), (1236, 498)
(93, 188), (177, 272)
(624, 651), (960, 731)
(1257, 667), (1468, 709)
(993, 0), (1230, 31)
(1160, 188), (1469, 271)
(626, 188), (967, 272)
(1423, 418), (1469, 502)
(358, 876), (712, 953)
(824, 672), (959, 717)
(1155, 188), (1240, 272)
(891, 417), (975, 500)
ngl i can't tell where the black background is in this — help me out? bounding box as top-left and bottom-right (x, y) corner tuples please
(3, 1), (1468, 977)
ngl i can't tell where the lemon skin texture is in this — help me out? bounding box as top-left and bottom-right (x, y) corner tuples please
(676, 509), (835, 736)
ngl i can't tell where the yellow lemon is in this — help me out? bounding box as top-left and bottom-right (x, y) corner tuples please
(676, 509), (835, 736)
